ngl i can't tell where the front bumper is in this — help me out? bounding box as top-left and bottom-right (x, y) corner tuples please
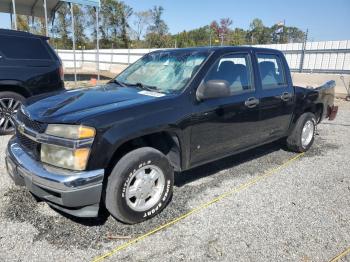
(5, 138), (104, 217)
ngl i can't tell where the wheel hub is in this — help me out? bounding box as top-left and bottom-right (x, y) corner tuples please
(125, 165), (165, 212)
(301, 120), (314, 148)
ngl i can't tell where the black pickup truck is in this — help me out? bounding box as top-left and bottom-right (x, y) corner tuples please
(6, 47), (338, 224)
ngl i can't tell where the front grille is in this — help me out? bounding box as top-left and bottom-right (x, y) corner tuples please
(17, 110), (47, 133)
(17, 132), (40, 160)
(16, 109), (46, 160)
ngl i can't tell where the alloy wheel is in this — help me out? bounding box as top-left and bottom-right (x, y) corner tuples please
(125, 165), (166, 212)
(301, 120), (314, 148)
(0, 98), (21, 133)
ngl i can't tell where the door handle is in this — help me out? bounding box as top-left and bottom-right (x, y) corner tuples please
(281, 92), (292, 101)
(244, 97), (259, 108)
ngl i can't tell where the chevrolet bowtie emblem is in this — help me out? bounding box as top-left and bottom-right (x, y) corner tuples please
(18, 123), (25, 133)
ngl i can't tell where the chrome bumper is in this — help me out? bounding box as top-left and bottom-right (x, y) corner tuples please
(5, 138), (105, 217)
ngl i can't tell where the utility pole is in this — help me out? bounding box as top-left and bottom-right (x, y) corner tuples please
(11, 0), (17, 30)
(299, 28), (308, 73)
(43, 0), (48, 36)
(96, 6), (100, 81)
(70, 3), (77, 85)
(220, 34), (224, 46)
(209, 29), (212, 47)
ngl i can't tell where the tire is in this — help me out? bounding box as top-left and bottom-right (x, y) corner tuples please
(0, 92), (25, 135)
(105, 147), (174, 224)
(286, 112), (316, 152)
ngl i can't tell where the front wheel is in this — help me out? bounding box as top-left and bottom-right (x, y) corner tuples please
(286, 112), (316, 152)
(105, 147), (174, 224)
(0, 92), (25, 135)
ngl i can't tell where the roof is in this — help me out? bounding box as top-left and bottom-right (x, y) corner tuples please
(0, 0), (62, 18)
(153, 46), (282, 54)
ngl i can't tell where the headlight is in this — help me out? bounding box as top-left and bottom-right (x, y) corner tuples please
(41, 144), (90, 171)
(40, 124), (95, 171)
(45, 124), (95, 139)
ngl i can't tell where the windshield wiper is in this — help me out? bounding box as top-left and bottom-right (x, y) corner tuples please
(114, 80), (162, 93)
(113, 79), (127, 87)
(134, 82), (160, 92)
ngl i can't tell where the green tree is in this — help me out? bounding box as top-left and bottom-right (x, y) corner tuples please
(228, 28), (247, 46)
(285, 26), (305, 43)
(145, 6), (170, 47)
(174, 26), (212, 47)
(72, 5), (88, 48)
(118, 2), (133, 48)
(52, 3), (71, 48)
(88, 0), (132, 48)
(17, 15), (30, 32)
(147, 6), (168, 35)
(133, 11), (152, 40)
(247, 18), (271, 44)
(210, 18), (233, 45)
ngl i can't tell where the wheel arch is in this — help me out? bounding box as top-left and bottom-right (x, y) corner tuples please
(105, 131), (182, 176)
(0, 81), (31, 98)
(303, 103), (323, 123)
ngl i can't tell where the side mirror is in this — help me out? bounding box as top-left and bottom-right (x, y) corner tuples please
(196, 80), (231, 101)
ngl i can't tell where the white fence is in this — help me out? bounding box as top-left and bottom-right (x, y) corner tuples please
(57, 48), (157, 71)
(57, 40), (350, 74)
(255, 40), (350, 74)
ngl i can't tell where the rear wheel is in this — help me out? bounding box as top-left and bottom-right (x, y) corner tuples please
(0, 92), (25, 135)
(286, 112), (316, 152)
(105, 147), (174, 224)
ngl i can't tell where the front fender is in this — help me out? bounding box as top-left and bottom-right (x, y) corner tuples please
(88, 123), (187, 171)
(85, 104), (192, 171)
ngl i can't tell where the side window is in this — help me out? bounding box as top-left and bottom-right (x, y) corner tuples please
(257, 54), (286, 89)
(0, 35), (52, 60)
(205, 53), (254, 94)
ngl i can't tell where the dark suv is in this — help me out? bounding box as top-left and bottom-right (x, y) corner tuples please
(0, 29), (64, 135)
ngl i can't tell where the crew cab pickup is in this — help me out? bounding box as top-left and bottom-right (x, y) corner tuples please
(6, 47), (338, 224)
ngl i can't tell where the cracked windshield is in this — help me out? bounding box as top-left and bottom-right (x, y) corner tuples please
(115, 50), (210, 93)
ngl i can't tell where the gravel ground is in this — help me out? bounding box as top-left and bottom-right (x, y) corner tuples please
(0, 99), (349, 262)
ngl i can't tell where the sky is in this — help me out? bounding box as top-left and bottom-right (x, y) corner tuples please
(0, 0), (349, 41)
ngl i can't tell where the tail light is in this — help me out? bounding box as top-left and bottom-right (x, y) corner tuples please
(327, 105), (338, 121)
(59, 65), (64, 81)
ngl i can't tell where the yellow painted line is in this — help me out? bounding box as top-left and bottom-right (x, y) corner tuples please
(329, 246), (350, 262)
(92, 152), (304, 262)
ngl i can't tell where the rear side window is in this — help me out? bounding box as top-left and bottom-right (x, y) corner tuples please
(257, 54), (286, 89)
(205, 53), (254, 94)
(0, 35), (52, 60)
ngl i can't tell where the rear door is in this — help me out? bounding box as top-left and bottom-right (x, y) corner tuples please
(190, 51), (261, 166)
(255, 52), (294, 139)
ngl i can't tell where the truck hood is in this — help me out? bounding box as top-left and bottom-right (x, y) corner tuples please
(25, 83), (168, 123)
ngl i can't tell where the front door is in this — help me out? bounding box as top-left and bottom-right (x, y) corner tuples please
(190, 52), (261, 166)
